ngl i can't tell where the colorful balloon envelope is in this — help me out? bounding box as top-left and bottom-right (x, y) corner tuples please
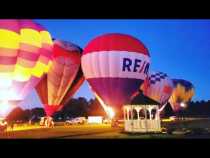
(169, 79), (195, 112)
(81, 33), (150, 115)
(0, 20), (53, 118)
(140, 71), (174, 110)
(35, 39), (84, 116)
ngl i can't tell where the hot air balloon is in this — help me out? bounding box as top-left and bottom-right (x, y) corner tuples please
(81, 33), (150, 118)
(140, 71), (173, 113)
(35, 39), (84, 117)
(0, 20), (53, 118)
(169, 79), (195, 112)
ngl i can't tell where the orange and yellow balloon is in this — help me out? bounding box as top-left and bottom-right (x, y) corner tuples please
(169, 79), (195, 112)
(0, 20), (53, 117)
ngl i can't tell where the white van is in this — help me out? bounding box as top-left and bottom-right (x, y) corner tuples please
(65, 117), (86, 125)
(87, 116), (103, 124)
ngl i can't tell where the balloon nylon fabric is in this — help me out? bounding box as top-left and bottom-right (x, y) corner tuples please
(141, 71), (173, 106)
(82, 33), (150, 112)
(0, 20), (53, 114)
(35, 40), (83, 116)
(169, 79), (195, 112)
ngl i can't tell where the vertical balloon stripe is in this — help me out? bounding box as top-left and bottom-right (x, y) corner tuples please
(35, 75), (48, 104)
(51, 59), (66, 105)
(35, 39), (82, 116)
(61, 75), (85, 105)
(48, 58), (64, 105)
(55, 64), (79, 105)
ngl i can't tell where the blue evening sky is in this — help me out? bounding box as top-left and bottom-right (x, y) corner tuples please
(20, 19), (210, 109)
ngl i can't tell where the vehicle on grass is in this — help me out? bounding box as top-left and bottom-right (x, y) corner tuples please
(87, 116), (103, 124)
(169, 116), (177, 121)
(65, 119), (74, 125)
(65, 117), (86, 125)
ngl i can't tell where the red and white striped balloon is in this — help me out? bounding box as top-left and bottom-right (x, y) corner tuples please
(82, 33), (150, 113)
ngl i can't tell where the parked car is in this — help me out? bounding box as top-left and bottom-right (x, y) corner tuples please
(169, 116), (177, 121)
(65, 117), (86, 125)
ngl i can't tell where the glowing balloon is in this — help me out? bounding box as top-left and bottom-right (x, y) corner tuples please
(0, 20), (53, 118)
(35, 39), (84, 116)
(81, 33), (150, 115)
(140, 71), (173, 111)
(169, 79), (195, 112)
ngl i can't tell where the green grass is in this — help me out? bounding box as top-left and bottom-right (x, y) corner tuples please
(1, 118), (210, 139)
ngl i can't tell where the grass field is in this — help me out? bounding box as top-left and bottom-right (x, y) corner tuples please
(1, 118), (210, 139)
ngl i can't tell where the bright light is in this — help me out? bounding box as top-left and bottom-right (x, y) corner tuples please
(106, 106), (115, 119)
(93, 92), (115, 119)
(180, 102), (186, 108)
(0, 88), (20, 101)
(0, 100), (13, 118)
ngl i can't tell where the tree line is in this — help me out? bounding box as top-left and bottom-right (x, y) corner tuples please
(164, 100), (210, 118)
(6, 97), (106, 122)
(5, 98), (210, 122)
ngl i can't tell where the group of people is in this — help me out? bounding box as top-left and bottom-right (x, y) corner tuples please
(45, 117), (54, 128)
(40, 117), (54, 128)
(0, 120), (7, 132)
(0, 116), (56, 133)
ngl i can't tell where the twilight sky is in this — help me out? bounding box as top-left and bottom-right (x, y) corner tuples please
(19, 19), (210, 109)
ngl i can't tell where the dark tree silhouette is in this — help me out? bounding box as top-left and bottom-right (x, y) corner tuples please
(6, 107), (25, 122)
(87, 98), (106, 117)
(30, 108), (45, 121)
(5, 98), (210, 122)
(163, 103), (174, 117)
(168, 100), (210, 118)
(53, 97), (89, 120)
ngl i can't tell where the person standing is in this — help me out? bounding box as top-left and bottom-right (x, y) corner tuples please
(11, 122), (14, 131)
